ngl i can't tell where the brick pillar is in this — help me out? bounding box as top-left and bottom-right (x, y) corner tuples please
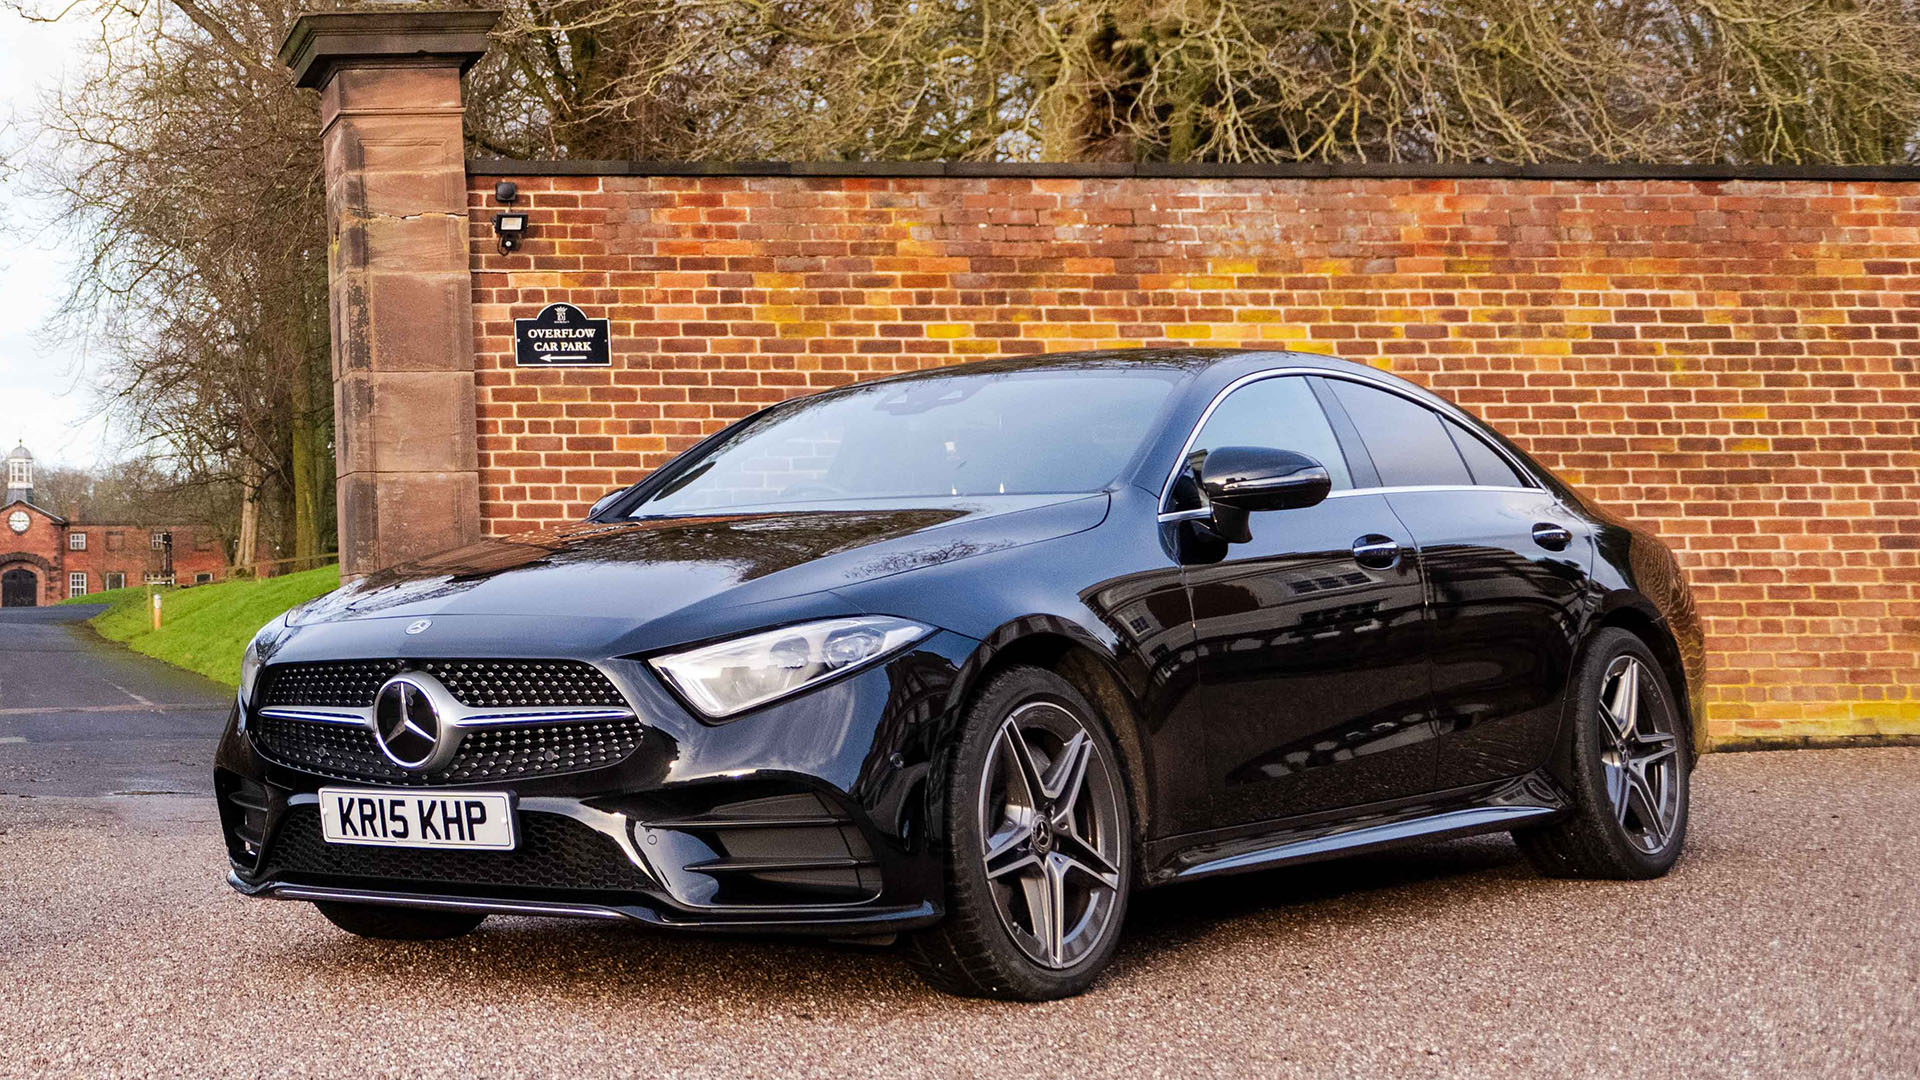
(281, 11), (499, 576)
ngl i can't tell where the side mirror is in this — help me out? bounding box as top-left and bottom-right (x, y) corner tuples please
(1196, 447), (1332, 543)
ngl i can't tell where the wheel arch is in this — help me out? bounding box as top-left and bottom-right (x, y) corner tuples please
(944, 620), (1157, 858)
(1590, 593), (1698, 758)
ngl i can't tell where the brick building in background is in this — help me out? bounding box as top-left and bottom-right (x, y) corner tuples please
(0, 443), (228, 606)
(285, 12), (1919, 750)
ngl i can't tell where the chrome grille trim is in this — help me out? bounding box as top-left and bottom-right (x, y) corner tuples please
(254, 704), (636, 729)
(256, 707), (367, 726)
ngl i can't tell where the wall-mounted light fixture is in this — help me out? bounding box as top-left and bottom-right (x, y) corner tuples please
(492, 181), (528, 253)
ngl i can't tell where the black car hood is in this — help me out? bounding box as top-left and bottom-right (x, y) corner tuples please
(278, 494), (1107, 656)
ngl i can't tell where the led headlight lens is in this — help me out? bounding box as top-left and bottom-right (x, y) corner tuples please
(651, 616), (932, 718)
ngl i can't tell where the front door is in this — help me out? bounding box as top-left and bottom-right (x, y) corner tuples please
(1, 567), (37, 607)
(1176, 375), (1437, 826)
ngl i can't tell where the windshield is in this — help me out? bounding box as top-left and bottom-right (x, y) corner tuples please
(631, 369), (1182, 516)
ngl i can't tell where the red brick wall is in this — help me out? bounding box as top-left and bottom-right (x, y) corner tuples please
(466, 172), (1920, 746)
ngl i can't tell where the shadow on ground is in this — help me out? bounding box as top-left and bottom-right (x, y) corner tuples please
(265, 833), (1536, 1004)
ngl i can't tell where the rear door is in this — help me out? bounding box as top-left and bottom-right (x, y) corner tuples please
(1176, 375), (1438, 825)
(1321, 378), (1593, 788)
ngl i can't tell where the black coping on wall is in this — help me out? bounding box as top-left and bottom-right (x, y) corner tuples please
(468, 159), (1920, 182)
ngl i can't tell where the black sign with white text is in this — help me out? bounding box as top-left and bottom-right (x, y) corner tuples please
(514, 303), (611, 367)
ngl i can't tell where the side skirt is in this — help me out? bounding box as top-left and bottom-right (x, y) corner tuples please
(1145, 772), (1569, 886)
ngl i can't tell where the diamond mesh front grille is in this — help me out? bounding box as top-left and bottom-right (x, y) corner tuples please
(447, 719), (644, 782)
(250, 657), (641, 784)
(261, 806), (649, 893)
(249, 712), (646, 785)
(259, 659), (626, 710)
(260, 660), (403, 709)
(418, 660), (629, 709)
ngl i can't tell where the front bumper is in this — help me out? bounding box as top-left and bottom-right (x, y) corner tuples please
(226, 876), (941, 935)
(215, 632), (976, 935)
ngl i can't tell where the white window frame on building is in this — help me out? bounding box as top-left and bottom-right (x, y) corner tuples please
(193, 572), (214, 585)
(104, 571), (126, 591)
(68, 572), (87, 597)
(69, 531), (87, 551)
(150, 532), (167, 550)
(7, 458), (28, 486)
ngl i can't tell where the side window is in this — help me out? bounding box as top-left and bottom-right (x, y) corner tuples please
(1327, 380), (1471, 488)
(1444, 417), (1530, 487)
(1171, 376), (1353, 510)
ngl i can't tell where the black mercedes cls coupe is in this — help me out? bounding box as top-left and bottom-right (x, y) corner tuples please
(217, 349), (1702, 1000)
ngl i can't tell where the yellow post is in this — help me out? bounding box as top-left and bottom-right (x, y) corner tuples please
(151, 589), (162, 631)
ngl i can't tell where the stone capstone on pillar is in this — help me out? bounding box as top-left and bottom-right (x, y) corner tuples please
(280, 10), (500, 576)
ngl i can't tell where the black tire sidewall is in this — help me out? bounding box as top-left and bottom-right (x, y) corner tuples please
(943, 667), (1133, 998)
(1569, 629), (1691, 875)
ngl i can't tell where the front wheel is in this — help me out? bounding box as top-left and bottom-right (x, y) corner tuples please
(905, 667), (1133, 1000)
(1516, 627), (1691, 879)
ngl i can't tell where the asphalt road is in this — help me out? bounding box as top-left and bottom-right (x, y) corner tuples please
(0, 606), (230, 798)
(0, 618), (1915, 1077)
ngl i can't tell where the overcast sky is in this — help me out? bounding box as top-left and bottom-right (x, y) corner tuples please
(0, 9), (107, 470)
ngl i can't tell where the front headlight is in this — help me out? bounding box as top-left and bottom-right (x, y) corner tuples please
(650, 616), (933, 719)
(238, 614), (289, 708)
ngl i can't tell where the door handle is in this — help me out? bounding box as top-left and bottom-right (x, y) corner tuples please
(1531, 522), (1574, 551)
(1352, 534), (1402, 570)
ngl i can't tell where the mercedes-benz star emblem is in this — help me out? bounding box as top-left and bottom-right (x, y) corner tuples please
(405, 619), (432, 635)
(373, 676), (442, 770)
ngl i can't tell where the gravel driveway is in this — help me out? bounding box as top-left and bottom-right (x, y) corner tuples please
(2, 747), (1915, 1078)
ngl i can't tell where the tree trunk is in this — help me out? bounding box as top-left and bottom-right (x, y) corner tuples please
(288, 348), (325, 568)
(235, 457), (261, 576)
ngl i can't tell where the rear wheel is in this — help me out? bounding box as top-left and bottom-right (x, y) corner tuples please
(905, 667), (1132, 1000)
(1515, 627), (1690, 879)
(314, 901), (487, 940)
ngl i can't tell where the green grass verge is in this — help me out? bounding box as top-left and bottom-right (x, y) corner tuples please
(67, 565), (342, 687)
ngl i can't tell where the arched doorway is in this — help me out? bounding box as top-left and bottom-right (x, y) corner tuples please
(1, 567), (37, 607)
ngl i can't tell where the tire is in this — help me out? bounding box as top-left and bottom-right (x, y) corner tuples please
(313, 901), (488, 941)
(1515, 627), (1691, 879)
(904, 666), (1134, 1000)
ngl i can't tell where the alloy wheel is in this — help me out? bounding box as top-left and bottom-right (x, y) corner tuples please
(1598, 656), (1682, 855)
(977, 700), (1125, 970)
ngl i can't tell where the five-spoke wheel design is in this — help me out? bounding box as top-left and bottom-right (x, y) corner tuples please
(978, 701), (1125, 970)
(1513, 628), (1690, 881)
(1598, 655), (1682, 856)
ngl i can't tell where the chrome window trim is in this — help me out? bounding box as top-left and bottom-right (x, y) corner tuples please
(1158, 507), (1214, 523)
(1154, 483), (1545, 522)
(1153, 366), (1542, 518)
(1323, 484), (1544, 499)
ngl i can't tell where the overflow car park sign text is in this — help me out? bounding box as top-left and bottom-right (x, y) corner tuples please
(514, 303), (611, 366)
